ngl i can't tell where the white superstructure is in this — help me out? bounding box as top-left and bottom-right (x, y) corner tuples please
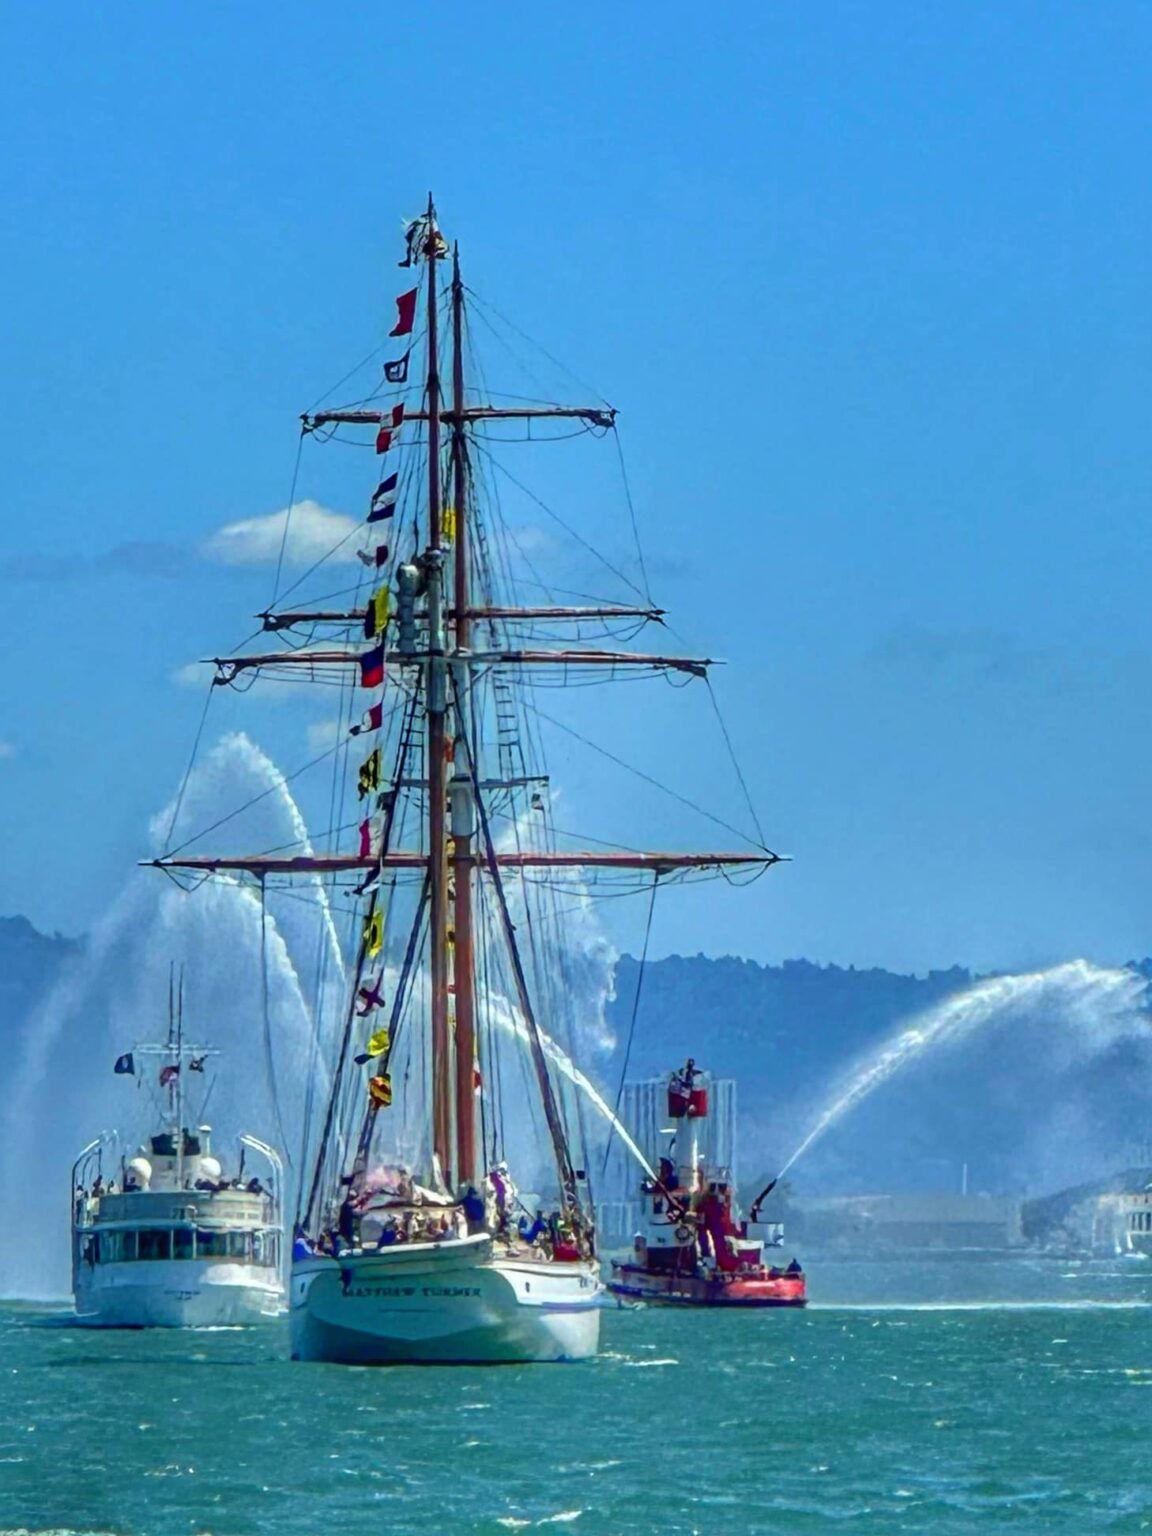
(72, 1014), (286, 1327)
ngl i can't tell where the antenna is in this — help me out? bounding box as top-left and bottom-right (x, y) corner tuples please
(176, 965), (186, 1187)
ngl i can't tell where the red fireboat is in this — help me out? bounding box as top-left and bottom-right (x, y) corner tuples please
(607, 1061), (806, 1307)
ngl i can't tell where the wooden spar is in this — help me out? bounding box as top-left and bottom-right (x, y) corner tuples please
(452, 606), (665, 621)
(258, 604), (666, 630)
(146, 850), (782, 875)
(208, 648), (714, 677)
(450, 244), (477, 1188)
(303, 405), (616, 430)
(424, 201), (453, 1186)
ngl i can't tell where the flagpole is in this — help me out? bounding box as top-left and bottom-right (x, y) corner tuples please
(176, 967), (185, 1189)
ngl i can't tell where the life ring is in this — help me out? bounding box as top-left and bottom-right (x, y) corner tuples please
(675, 1223), (692, 1242)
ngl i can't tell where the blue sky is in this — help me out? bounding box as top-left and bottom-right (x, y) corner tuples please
(2, 3), (1151, 972)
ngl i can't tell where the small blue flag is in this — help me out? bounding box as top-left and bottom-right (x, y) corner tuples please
(114, 1052), (135, 1075)
(369, 473), (398, 522)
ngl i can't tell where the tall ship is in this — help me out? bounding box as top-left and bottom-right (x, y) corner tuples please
(607, 1061), (806, 1307)
(72, 981), (284, 1327)
(147, 201), (781, 1363)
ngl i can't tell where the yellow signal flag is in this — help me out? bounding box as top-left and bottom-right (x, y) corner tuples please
(371, 583), (391, 637)
(358, 747), (381, 800)
(367, 1026), (391, 1057)
(363, 909), (383, 958)
(368, 1073), (393, 1107)
(442, 505), (456, 543)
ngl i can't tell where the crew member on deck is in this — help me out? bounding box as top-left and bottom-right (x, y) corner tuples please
(338, 1193), (359, 1249)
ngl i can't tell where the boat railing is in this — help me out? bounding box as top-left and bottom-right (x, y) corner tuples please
(754, 1220), (785, 1247)
(71, 1131), (119, 1290)
(239, 1133), (284, 1281)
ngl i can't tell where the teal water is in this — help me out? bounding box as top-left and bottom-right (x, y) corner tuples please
(1, 1266), (1149, 1534)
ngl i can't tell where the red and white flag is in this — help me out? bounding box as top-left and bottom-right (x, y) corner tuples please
(350, 701), (383, 737)
(375, 403), (405, 455)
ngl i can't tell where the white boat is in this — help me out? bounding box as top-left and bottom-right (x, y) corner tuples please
(147, 199), (780, 1364)
(291, 1235), (599, 1364)
(72, 985), (285, 1328)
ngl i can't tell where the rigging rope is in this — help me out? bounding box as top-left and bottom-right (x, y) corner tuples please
(271, 431), (306, 609)
(462, 284), (614, 408)
(302, 684), (423, 1226)
(705, 676), (769, 850)
(612, 426), (652, 607)
(520, 697), (778, 855)
(258, 877), (294, 1170)
(163, 681), (214, 849)
(472, 443), (648, 603)
(600, 874), (659, 1176)
(457, 678), (583, 1219)
(161, 739), (343, 859)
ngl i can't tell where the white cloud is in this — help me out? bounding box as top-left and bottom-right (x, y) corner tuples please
(202, 499), (360, 567)
(172, 662), (207, 689)
(306, 719), (342, 752)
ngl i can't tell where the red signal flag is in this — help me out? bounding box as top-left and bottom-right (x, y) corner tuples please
(389, 288), (418, 337)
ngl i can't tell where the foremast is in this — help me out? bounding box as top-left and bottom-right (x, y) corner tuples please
(421, 202), (452, 1187)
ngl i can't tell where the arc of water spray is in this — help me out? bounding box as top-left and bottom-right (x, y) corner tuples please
(770, 960), (1147, 1184)
(226, 875), (326, 1167)
(234, 736), (347, 992)
(487, 1001), (657, 1183)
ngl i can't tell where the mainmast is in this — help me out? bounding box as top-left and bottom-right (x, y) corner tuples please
(449, 244), (477, 1188)
(423, 198), (453, 1185)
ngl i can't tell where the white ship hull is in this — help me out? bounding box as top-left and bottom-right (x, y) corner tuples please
(74, 1260), (283, 1328)
(290, 1233), (601, 1363)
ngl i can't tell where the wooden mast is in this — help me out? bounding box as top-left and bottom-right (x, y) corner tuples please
(424, 197), (453, 1184)
(450, 244), (477, 1188)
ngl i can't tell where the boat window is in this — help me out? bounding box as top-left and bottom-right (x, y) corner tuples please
(137, 1229), (171, 1261)
(226, 1231), (252, 1261)
(114, 1229), (137, 1262)
(253, 1231), (280, 1268)
(172, 1228), (194, 1261)
(196, 1230), (228, 1259)
(104, 1231), (133, 1263)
